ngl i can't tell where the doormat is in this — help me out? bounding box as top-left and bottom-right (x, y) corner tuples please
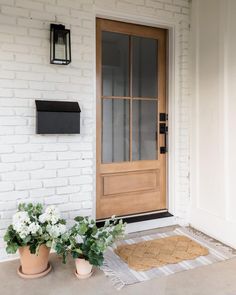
(101, 227), (236, 290)
(115, 235), (209, 271)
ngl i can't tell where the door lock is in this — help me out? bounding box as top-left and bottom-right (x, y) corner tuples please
(160, 113), (168, 122)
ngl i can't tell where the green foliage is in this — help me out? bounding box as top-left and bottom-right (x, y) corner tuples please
(55, 216), (126, 267)
(4, 225), (19, 254)
(18, 203), (43, 218)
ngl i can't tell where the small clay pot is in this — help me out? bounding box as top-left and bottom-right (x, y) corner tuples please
(75, 258), (93, 279)
(18, 244), (51, 278)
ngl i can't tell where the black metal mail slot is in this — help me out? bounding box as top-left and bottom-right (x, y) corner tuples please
(35, 100), (81, 134)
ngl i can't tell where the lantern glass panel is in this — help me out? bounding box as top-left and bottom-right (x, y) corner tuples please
(55, 31), (66, 61)
(65, 32), (71, 63)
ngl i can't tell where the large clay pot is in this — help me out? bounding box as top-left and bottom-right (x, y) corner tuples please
(75, 258), (93, 279)
(18, 244), (51, 278)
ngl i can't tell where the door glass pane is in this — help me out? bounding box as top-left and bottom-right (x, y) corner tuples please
(102, 99), (130, 163)
(132, 36), (158, 98)
(102, 32), (129, 97)
(132, 100), (157, 160)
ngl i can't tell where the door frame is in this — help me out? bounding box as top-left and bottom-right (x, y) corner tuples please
(96, 19), (167, 219)
(93, 9), (181, 222)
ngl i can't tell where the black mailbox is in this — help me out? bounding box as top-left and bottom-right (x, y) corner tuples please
(35, 100), (81, 134)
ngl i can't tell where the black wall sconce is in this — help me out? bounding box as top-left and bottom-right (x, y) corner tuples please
(50, 24), (71, 65)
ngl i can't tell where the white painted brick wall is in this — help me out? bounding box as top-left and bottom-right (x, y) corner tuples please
(0, 0), (190, 260)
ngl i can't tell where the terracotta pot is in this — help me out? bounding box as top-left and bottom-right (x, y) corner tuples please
(19, 244), (50, 275)
(75, 258), (93, 278)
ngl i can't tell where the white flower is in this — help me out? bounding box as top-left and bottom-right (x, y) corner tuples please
(46, 224), (59, 238)
(50, 215), (59, 225)
(46, 223), (66, 238)
(39, 206), (60, 225)
(58, 223), (67, 235)
(12, 211), (30, 227)
(39, 213), (47, 223)
(28, 222), (40, 235)
(45, 206), (60, 223)
(12, 212), (31, 239)
(76, 235), (83, 243)
(17, 224), (30, 239)
(12, 222), (23, 233)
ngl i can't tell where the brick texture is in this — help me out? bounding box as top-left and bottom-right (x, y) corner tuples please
(0, 0), (190, 261)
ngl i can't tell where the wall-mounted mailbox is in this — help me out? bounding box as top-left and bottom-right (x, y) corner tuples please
(35, 100), (81, 134)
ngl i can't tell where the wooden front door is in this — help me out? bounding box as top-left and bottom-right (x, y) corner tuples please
(96, 18), (168, 219)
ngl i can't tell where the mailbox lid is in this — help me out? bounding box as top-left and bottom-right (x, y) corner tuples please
(35, 100), (81, 113)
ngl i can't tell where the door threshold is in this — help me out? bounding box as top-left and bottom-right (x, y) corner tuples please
(96, 211), (173, 227)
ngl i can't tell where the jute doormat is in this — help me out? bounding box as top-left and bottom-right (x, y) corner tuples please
(115, 235), (209, 271)
(101, 227), (236, 290)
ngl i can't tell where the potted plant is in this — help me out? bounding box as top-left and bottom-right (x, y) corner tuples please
(4, 203), (66, 279)
(55, 216), (126, 279)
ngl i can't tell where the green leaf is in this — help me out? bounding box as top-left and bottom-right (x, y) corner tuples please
(4, 231), (10, 242)
(71, 251), (80, 259)
(6, 243), (18, 254)
(62, 253), (67, 264)
(29, 243), (37, 254)
(78, 223), (88, 235)
(23, 235), (31, 244)
(74, 248), (83, 254)
(74, 216), (84, 222)
(59, 219), (66, 225)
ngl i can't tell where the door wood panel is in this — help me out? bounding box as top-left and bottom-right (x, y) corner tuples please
(96, 18), (167, 219)
(103, 170), (159, 196)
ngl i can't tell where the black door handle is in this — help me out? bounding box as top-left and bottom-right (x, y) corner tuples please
(160, 123), (168, 154)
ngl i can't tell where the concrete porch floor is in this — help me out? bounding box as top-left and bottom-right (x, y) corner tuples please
(1, 226), (236, 295)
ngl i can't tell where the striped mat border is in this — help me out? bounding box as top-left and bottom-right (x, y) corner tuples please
(101, 227), (236, 290)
